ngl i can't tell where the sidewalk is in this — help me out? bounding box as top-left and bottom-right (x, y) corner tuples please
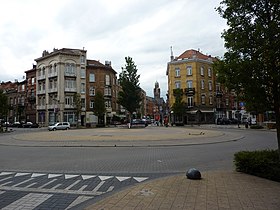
(85, 170), (280, 210)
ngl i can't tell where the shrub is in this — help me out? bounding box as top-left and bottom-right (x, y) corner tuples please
(234, 150), (280, 182)
(250, 125), (264, 129)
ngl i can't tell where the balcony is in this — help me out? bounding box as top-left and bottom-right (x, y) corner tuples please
(37, 75), (46, 80)
(48, 88), (58, 93)
(184, 88), (195, 96)
(48, 72), (58, 78)
(37, 90), (46, 95)
(65, 87), (77, 92)
(37, 105), (46, 110)
(64, 72), (76, 77)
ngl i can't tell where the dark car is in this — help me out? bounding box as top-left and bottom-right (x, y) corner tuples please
(229, 118), (240, 124)
(22, 122), (39, 128)
(217, 117), (231, 125)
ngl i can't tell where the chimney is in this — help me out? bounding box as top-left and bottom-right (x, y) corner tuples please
(105, 61), (111, 66)
(170, 46), (174, 61)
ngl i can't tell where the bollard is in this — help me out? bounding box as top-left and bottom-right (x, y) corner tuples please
(186, 168), (201, 180)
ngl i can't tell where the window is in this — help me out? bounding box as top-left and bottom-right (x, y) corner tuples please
(65, 79), (76, 88)
(216, 83), (221, 91)
(208, 81), (212, 91)
(81, 83), (85, 93)
(31, 78), (35, 85)
(89, 73), (95, 82)
(200, 66), (204, 76)
(175, 68), (180, 77)
(90, 100), (94, 109)
(65, 96), (74, 105)
(187, 80), (193, 88)
(201, 80), (205, 89)
(89, 86), (95, 96)
(81, 98), (85, 108)
(104, 87), (111, 96)
(226, 98), (229, 106)
(187, 97), (193, 107)
(208, 68), (212, 77)
(201, 95), (206, 105)
(105, 75), (110, 85)
(81, 68), (85, 78)
(187, 66), (192, 75)
(175, 81), (181, 89)
(105, 101), (111, 108)
(209, 96), (213, 105)
(65, 63), (76, 75)
(49, 80), (53, 89)
(81, 55), (85, 64)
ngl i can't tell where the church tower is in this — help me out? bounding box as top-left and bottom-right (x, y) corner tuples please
(154, 81), (160, 101)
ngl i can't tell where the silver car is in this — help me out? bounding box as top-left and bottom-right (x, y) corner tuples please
(48, 122), (70, 131)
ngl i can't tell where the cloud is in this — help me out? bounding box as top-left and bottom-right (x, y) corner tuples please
(0, 0), (227, 99)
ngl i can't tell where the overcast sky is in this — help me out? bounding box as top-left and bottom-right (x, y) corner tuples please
(0, 0), (227, 98)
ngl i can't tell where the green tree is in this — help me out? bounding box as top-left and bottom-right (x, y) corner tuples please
(0, 90), (8, 119)
(94, 91), (106, 125)
(216, 0), (280, 158)
(171, 89), (185, 124)
(73, 93), (82, 127)
(118, 57), (142, 125)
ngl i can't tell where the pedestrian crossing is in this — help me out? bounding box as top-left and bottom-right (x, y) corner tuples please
(0, 171), (150, 209)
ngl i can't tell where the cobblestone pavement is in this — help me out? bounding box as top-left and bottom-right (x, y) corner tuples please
(86, 170), (280, 210)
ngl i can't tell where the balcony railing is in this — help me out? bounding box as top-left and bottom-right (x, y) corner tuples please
(65, 87), (77, 92)
(37, 75), (46, 80)
(48, 72), (58, 78)
(37, 90), (46, 94)
(48, 88), (58, 93)
(184, 88), (195, 96)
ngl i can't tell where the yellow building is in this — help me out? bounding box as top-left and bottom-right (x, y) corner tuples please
(166, 49), (218, 124)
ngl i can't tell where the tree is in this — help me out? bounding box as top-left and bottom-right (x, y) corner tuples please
(94, 91), (106, 125)
(216, 0), (280, 158)
(171, 89), (185, 125)
(0, 90), (8, 119)
(118, 57), (142, 124)
(73, 93), (82, 127)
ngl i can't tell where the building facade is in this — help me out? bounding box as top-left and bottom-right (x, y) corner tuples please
(34, 48), (87, 126)
(167, 49), (219, 124)
(85, 60), (120, 125)
(25, 65), (37, 123)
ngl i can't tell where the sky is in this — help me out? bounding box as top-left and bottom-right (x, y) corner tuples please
(0, 0), (227, 98)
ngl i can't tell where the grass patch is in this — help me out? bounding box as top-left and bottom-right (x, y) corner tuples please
(234, 150), (280, 182)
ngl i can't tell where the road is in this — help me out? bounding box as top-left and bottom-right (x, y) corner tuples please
(0, 126), (277, 209)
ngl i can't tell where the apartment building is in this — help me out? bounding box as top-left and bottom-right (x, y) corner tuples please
(25, 65), (37, 123)
(86, 60), (119, 125)
(166, 49), (218, 124)
(34, 48), (87, 126)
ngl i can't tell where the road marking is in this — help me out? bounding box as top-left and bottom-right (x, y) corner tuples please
(134, 177), (148, 182)
(65, 180), (81, 190)
(0, 172), (14, 176)
(38, 179), (57, 189)
(116, 176), (131, 182)
(15, 172), (30, 177)
(31, 173), (46, 178)
(48, 173), (63, 179)
(99, 176), (113, 181)
(65, 174), (79, 179)
(81, 175), (96, 180)
(2, 193), (52, 210)
(92, 181), (105, 192)
(12, 177), (33, 187)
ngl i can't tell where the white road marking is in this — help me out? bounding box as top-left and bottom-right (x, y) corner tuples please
(98, 176), (113, 181)
(31, 173), (46, 178)
(12, 178), (33, 187)
(48, 173), (63, 179)
(81, 175), (96, 180)
(65, 180), (81, 190)
(116, 176), (131, 182)
(65, 174), (79, 179)
(15, 172), (30, 177)
(134, 177), (148, 182)
(0, 172), (14, 176)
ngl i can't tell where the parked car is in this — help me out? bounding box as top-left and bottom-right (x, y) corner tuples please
(229, 118), (240, 124)
(130, 119), (147, 128)
(12, 122), (23, 127)
(217, 117), (231, 125)
(22, 122), (39, 128)
(48, 122), (70, 131)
